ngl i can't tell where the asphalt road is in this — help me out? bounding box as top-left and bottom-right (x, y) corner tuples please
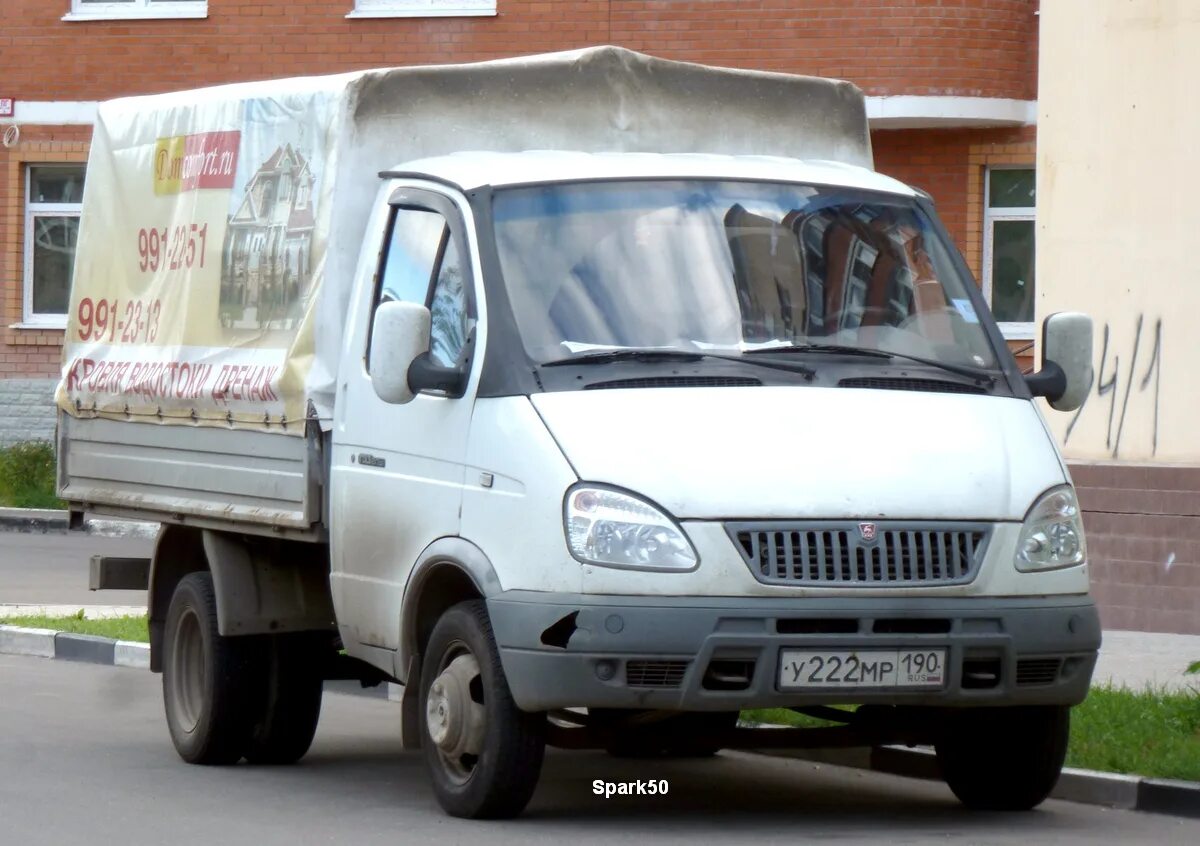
(2, 655), (1197, 846)
(0, 531), (152, 606)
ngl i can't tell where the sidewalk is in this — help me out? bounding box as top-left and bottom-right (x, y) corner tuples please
(1093, 630), (1200, 692)
(0, 604), (147, 619)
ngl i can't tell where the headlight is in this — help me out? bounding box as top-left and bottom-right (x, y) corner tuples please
(1016, 485), (1086, 571)
(564, 485), (698, 571)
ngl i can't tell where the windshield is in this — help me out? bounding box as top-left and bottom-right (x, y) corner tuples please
(491, 180), (998, 370)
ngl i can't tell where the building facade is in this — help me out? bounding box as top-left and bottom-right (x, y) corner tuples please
(1037, 0), (1200, 635)
(1, 0), (1041, 441)
(25, 4), (1166, 626)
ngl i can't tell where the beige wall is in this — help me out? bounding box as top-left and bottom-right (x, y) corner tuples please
(1038, 0), (1199, 462)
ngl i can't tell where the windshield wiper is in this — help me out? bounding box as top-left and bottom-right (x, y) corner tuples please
(540, 348), (815, 378)
(743, 343), (996, 384)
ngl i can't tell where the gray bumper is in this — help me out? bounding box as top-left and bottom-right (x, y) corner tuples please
(486, 593), (1100, 712)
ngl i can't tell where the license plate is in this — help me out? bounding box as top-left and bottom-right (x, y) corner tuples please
(778, 649), (946, 690)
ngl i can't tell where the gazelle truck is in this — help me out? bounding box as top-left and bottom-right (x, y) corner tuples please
(59, 47), (1099, 819)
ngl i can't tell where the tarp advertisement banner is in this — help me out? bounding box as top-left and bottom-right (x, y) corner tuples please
(56, 90), (341, 433)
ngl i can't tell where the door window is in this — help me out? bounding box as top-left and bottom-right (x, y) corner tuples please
(429, 235), (468, 367)
(379, 208), (445, 306)
(373, 204), (471, 373)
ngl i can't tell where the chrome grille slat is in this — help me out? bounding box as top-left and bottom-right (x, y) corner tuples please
(730, 521), (990, 588)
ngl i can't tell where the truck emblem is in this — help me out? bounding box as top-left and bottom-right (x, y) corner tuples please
(357, 453), (386, 468)
(858, 522), (877, 542)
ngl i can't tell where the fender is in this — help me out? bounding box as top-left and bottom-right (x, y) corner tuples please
(397, 536), (502, 678)
(395, 536), (501, 751)
(201, 531), (337, 636)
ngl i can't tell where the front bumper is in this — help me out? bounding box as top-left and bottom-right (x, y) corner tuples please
(486, 593), (1100, 712)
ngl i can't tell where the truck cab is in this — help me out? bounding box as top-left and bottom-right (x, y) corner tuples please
(57, 50), (1097, 821)
(327, 151), (1098, 815)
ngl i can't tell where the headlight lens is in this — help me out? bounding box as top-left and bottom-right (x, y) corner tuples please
(1016, 485), (1086, 571)
(564, 485), (698, 571)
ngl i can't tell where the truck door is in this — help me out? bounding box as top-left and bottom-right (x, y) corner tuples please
(330, 187), (478, 654)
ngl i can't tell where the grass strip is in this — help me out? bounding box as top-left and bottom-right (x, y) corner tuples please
(744, 685), (1200, 783)
(0, 442), (64, 509)
(1067, 684), (1200, 781)
(0, 614), (149, 643)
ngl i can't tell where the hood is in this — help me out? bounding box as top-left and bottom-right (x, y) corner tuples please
(530, 386), (1066, 521)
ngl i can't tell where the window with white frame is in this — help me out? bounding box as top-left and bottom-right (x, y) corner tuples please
(66, 0), (207, 21)
(24, 166), (86, 327)
(983, 167), (1036, 339)
(348, 0), (496, 19)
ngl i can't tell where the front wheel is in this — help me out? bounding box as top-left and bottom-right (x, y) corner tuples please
(935, 706), (1070, 811)
(419, 600), (546, 819)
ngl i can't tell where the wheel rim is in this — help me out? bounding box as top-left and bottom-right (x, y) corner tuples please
(425, 642), (486, 785)
(169, 608), (205, 734)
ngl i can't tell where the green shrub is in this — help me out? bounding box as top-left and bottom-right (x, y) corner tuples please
(0, 441), (64, 509)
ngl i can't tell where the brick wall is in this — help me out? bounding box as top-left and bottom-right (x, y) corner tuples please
(873, 125), (1038, 368)
(1, 2), (1041, 435)
(872, 126), (1036, 269)
(2, 0), (1038, 100)
(1071, 462), (1200, 636)
(0, 127), (89, 382)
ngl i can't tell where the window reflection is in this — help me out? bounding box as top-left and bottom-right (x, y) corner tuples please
(493, 181), (996, 368)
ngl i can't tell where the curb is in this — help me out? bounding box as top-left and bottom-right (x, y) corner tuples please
(0, 624), (397, 695)
(3, 626), (1196, 819)
(764, 744), (1199, 819)
(0, 507), (158, 539)
(0, 625), (149, 670)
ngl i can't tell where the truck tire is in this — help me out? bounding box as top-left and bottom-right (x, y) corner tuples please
(162, 571), (258, 765)
(419, 600), (546, 819)
(243, 633), (324, 765)
(935, 705), (1070, 811)
(603, 711), (738, 758)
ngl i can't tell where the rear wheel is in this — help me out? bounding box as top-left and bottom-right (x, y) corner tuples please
(243, 632), (325, 765)
(162, 571), (258, 765)
(419, 600), (546, 819)
(603, 710), (738, 758)
(935, 706), (1070, 811)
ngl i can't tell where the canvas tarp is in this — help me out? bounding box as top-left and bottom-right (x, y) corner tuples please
(57, 46), (872, 434)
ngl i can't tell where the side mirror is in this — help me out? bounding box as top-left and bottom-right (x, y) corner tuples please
(369, 301), (431, 404)
(1026, 312), (1093, 412)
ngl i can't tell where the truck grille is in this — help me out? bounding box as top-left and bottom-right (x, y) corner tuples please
(625, 660), (689, 688)
(1016, 658), (1063, 686)
(727, 521), (990, 587)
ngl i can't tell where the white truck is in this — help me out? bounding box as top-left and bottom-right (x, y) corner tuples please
(59, 47), (1100, 819)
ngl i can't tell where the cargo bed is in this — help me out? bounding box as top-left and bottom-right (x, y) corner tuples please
(57, 414), (325, 539)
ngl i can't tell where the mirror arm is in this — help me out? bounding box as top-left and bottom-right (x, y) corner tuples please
(1025, 359), (1067, 402)
(408, 353), (466, 397)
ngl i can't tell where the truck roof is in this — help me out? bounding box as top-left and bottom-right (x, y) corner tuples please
(387, 151), (915, 197)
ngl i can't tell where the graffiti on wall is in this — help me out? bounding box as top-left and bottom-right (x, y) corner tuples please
(1064, 316), (1162, 459)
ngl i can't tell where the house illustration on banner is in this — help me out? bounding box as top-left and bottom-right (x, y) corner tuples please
(220, 143), (316, 330)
